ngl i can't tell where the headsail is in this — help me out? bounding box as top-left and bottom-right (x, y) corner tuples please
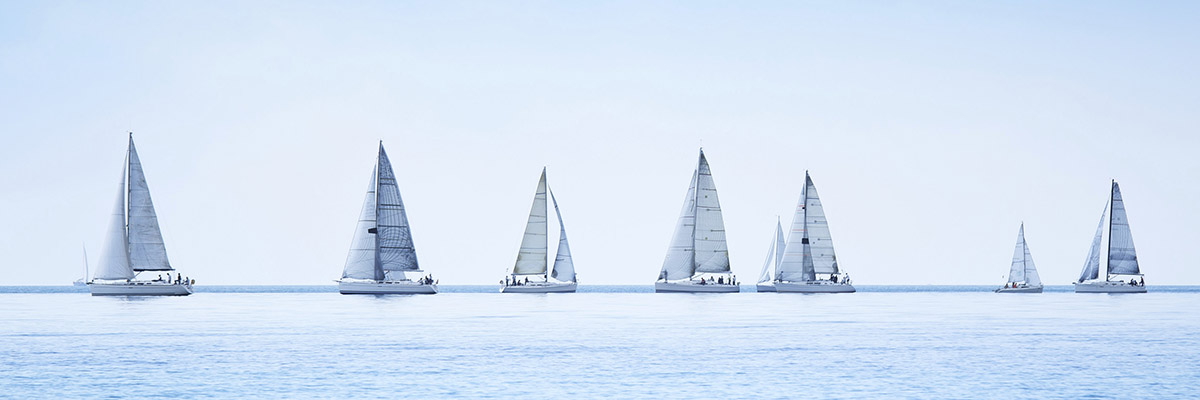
(549, 185), (576, 282)
(375, 145), (420, 276)
(1107, 181), (1139, 276)
(342, 163), (382, 280)
(778, 179), (810, 282)
(1078, 202), (1108, 283)
(756, 220), (785, 284)
(693, 150), (730, 274)
(94, 157), (134, 281)
(660, 169), (698, 281)
(126, 137), (172, 271)
(1022, 232), (1042, 287)
(513, 169), (549, 275)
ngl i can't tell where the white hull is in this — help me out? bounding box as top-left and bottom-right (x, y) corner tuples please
(654, 282), (739, 293)
(338, 281), (437, 294)
(755, 283), (776, 292)
(774, 281), (856, 293)
(90, 282), (193, 296)
(500, 282), (577, 293)
(1074, 281), (1146, 293)
(994, 286), (1043, 293)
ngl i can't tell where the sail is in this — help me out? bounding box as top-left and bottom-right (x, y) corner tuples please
(778, 182), (810, 282)
(803, 173), (838, 275)
(1078, 202), (1107, 283)
(548, 185), (576, 282)
(693, 151), (730, 273)
(1023, 234), (1042, 287)
(1007, 224), (1027, 283)
(1107, 181), (1140, 275)
(342, 163), (383, 280)
(756, 220), (785, 283)
(660, 169), (698, 280)
(513, 169), (549, 275)
(94, 161), (134, 280)
(375, 145), (420, 275)
(125, 138), (172, 271)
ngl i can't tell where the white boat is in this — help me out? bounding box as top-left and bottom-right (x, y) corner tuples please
(337, 142), (436, 295)
(1074, 180), (1147, 293)
(773, 172), (855, 293)
(995, 223), (1043, 293)
(72, 245), (89, 286)
(500, 168), (578, 293)
(655, 149), (739, 293)
(754, 219), (785, 292)
(90, 134), (193, 296)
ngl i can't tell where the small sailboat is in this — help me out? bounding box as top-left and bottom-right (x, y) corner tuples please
(994, 223), (1043, 293)
(90, 134), (193, 296)
(72, 245), (89, 286)
(337, 143), (436, 294)
(655, 149), (739, 293)
(1074, 180), (1146, 293)
(774, 172), (855, 293)
(500, 168), (578, 293)
(754, 219), (785, 292)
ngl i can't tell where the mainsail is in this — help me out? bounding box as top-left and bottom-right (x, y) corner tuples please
(1007, 224), (1041, 286)
(1077, 202), (1108, 283)
(549, 185), (576, 282)
(513, 169), (550, 275)
(756, 220), (785, 284)
(660, 150), (730, 280)
(777, 172), (839, 282)
(126, 139), (172, 271)
(1107, 181), (1139, 276)
(342, 143), (420, 281)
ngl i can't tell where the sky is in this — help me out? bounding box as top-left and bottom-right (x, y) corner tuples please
(1, 1), (1197, 285)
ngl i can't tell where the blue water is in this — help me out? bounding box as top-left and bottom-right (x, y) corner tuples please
(2, 286), (1198, 398)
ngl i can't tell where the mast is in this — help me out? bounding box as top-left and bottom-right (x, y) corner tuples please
(1106, 179), (1114, 282)
(125, 133), (132, 263)
(690, 149), (700, 277)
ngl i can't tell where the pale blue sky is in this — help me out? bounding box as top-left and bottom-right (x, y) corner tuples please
(1, 1), (1197, 284)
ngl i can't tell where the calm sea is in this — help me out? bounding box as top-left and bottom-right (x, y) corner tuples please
(1, 286), (1197, 399)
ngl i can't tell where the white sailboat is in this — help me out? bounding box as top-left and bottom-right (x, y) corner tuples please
(89, 134), (193, 296)
(73, 245), (89, 286)
(337, 143), (436, 294)
(1074, 180), (1146, 293)
(655, 149), (739, 293)
(994, 223), (1043, 293)
(754, 219), (785, 292)
(774, 172), (855, 293)
(500, 168), (578, 293)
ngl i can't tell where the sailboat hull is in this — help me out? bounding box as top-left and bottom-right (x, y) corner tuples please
(500, 282), (577, 293)
(1074, 281), (1146, 293)
(654, 282), (740, 293)
(338, 281), (438, 294)
(994, 286), (1043, 293)
(90, 282), (193, 296)
(755, 284), (776, 292)
(774, 281), (856, 293)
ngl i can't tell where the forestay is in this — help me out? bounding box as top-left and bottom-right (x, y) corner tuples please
(1107, 181), (1139, 276)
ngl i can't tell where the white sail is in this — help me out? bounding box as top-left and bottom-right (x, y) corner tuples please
(803, 173), (838, 276)
(693, 151), (730, 274)
(94, 159), (134, 281)
(375, 145), (420, 275)
(1107, 181), (1139, 276)
(342, 163), (381, 280)
(660, 169), (698, 281)
(1023, 234), (1042, 287)
(549, 185), (576, 282)
(126, 138), (172, 271)
(756, 220), (785, 284)
(513, 169), (549, 275)
(1078, 202), (1108, 283)
(777, 180), (810, 282)
(1007, 224), (1040, 285)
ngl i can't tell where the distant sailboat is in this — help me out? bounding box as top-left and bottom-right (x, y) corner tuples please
(994, 223), (1043, 293)
(1074, 180), (1146, 293)
(774, 172), (855, 293)
(337, 142), (436, 294)
(754, 219), (785, 292)
(655, 149), (739, 293)
(89, 134), (193, 296)
(500, 168), (578, 293)
(73, 245), (89, 286)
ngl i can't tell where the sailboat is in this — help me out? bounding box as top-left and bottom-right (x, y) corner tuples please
(337, 142), (436, 294)
(655, 149), (739, 293)
(1074, 180), (1146, 293)
(754, 219), (785, 292)
(774, 172), (855, 293)
(500, 168), (578, 293)
(72, 245), (89, 286)
(994, 223), (1043, 293)
(89, 134), (193, 296)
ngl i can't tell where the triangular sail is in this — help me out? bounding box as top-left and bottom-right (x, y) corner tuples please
(1023, 235), (1041, 287)
(778, 181), (810, 282)
(94, 158), (134, 281)
(693, 151), (730, 274)
(375, 145), (420, 276)
(803, 173), (838, 276)
(126, 138), (172, 271)
(342, 163), (382, 280)
(549, 185), (576, 282)
(659, 169), (698, 281)
(756, 220), (785, 284)
(1007, 224), (1040, 285)
(1078, 202), (1108, 283)
(513, 169), (549, 275)
(1107, 181), (1139, 276)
